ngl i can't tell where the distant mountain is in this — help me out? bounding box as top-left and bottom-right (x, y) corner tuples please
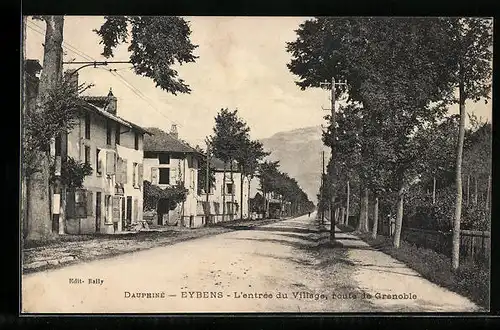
(259, 126), (330, 202)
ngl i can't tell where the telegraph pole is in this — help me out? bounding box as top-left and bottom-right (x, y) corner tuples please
(320, 77), (347, 243)
(205, 139), (211, 226)
(321, 150), (325, 227)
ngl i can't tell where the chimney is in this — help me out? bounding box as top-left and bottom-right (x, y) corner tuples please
(64, 69), (79, 95)
(170, 124), (178, 139)
(106, 88), (117, 115)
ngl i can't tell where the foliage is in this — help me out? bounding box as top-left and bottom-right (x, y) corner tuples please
(197, 148), (216, 195)
(287, 17), (492, 243)
(258, 160), (315, 214)
(23, 79), (86, 177)
(94, 16), (198, 95)
(143, 180), (187, 212)
(49, 157), (93, 189)
(210, 108), (250, 164)
(236, 140), (269, 180)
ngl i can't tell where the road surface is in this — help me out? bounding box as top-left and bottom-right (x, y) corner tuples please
(22, 212), (480, 313)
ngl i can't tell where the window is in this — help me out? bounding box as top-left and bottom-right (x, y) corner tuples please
(84, 146), (91, 165)
(96, 148), (102, 175)
(134, 132), (139, 150)
(159, 153), (170, 164)
(54, 135), (61, 156)
(106, 120), (112, 145)
(115, 123), (120, 145)
(159, 168), (170, 185)
(226, 183), (234, 195)
(75, 190), (87, 218)
(67, 189), (92, 219)
(84, 113), (91, 139)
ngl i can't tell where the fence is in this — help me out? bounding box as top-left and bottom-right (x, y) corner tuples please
(401, 227), (490, 265)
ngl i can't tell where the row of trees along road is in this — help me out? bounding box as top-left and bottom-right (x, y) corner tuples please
(287, 17), (492, 270)
(22, 16), (198, 241)
(209, 108), (315, 221)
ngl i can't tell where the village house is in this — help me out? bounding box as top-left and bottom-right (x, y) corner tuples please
(199, 157), (250, 223)
(142, 125), (204, 228)
(52, 70), (150, 234)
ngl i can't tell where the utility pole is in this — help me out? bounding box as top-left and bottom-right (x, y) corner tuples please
(321, 150), (325, 227)
(205, 139), (211, 226)
(320, 77), (347, 243)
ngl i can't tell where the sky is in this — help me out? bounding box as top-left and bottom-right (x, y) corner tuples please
(25, 16), (492, 148)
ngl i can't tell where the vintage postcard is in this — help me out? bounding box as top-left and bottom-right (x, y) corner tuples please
(21, 16), (491, 314)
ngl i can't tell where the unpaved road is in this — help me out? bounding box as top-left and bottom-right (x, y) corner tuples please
(21, 213), (480, 313)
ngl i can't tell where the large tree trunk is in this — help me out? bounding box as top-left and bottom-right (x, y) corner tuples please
(21, 16), (27, 241)
(393, 186), (405, 248)
(466, 175), (470, 206)
(451, 81), (466, 270)
(363, 188), (369, 232)
(27, 16), (64, 241)
(372, 196), (379, 239)
(230, 160), (235, 221)
(240, 171), (244, 220)
(473, 175), (478, 205)
(357, 184), (365, 232)
(346, 180), (350, 226)
(247, 176), (251, 220)
(432, 176), (436, 204)
(222, 163), (226, 222)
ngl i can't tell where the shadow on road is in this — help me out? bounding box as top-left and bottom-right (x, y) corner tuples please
(247, 226), (318, 234)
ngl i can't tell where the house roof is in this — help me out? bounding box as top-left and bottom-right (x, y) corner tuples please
(79, 100), (151, 135)
(143, 127), (200, 154)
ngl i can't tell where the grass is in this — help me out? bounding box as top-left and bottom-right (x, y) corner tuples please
(341, 225), (490, 310)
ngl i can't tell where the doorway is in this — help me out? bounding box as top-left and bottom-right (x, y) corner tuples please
(126, 196), (132, 225)
(95, 192), (101, 233)
(121, 197), (126, 230)
(157, 198), (170, 225)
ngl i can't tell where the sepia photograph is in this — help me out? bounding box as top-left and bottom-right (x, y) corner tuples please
(20, 16), (492, 314)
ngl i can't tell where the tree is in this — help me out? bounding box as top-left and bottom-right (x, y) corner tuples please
(236, 140), (269, 220)
(196, 147), (216, 196)
(287, 17), (458, 248)
(94, 16), (198, 94)
(258, 160), (281, 218)
(25, 16), (65, 241)
(210, 108), (250, 221)
(24, 15), (198, 240)
(444, 18), (492, 270)
(143, 180), (188, 212)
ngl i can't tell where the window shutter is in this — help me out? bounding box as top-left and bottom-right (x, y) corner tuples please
(151, 167), (158, 185)
(112, 196), (121, 223)
(122, 159), (128, 184)
(86, 190), (94, 217)
(66, 189), (76, 218)
(138, 164), (143, 187)
(75, 189), (87, 218)
(133, 198), (139, 221)
(97, 153), (103, 174)
(115, 157), (123, 184)
(132, 163), (137, 186)
(106, 151), (115, 175)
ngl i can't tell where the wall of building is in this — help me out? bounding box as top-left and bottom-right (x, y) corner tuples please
(200, 170), (250, 222)
(65, 109), (144, 234)
(143, 152), (200, 227)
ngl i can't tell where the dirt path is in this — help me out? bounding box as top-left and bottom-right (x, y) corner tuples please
(21, 213), (480, 313)
(332, 227), (481, 312)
